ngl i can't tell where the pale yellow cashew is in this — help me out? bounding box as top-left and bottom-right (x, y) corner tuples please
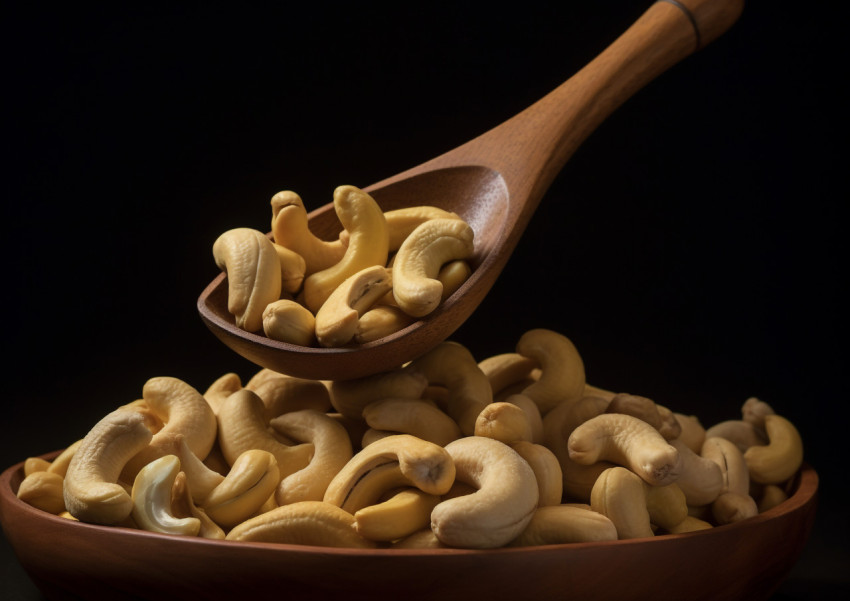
(338, 205), (461, 251)
(502, 394), (544, 443)
(431, 436), (538, 549)
(202, 449), (280, 529)
(392, 529), (449, 549)
(203, 372), (242, 416)
(328, 367), (428, 420)
(668, 438), (724, 507)
(568, 413), (680, 487)
(407, 341), (492, 436)
(516, 329), (586, 414)
(122, 377), (218, 481)
(331, 460), (410, 513)
(43, 440), (83, 478)
(590, 466), (654, 540)
(270, 190), (346, 275)
(704, 419), (768, 453)
(215, 389), (314, 479)
(302, 185), (389, 313)
(170, 471), (225, 540)
(673, 413), (707, 454)
(314, 265), (393, 347)
(354, 486), (440, 542)
(756, 484), (789, 513)
(474, 402), (534, 444)
(262, 299), (317, 346)
(508, 504), (618, 546)
(743, 414), (804, 485)
(131, 455), (201, 536)
(212, 227), (282, 332)
(270, 409), (353, 505)
(392, 217), (474, 317)
(510, 440), (563, 507)
(477, 352), (538, 399)
(272, 242), (307, 294)
(246, 370), (332, 421)
(437, 260), (472, 301)
(24, 457), (52, 476)
(17, 471), (66, 514)
(324, 435), (455, 510)
(226, 500), (378, 548)
(643, 482), (688, 531)
(64, 408), (153, 525)
(354, 305), (416, 343)
(361, 398), (462, 447)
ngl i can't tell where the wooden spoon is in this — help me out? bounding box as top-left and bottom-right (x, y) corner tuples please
(198, 0), (744, 381)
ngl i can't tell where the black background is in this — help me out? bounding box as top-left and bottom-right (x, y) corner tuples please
(2, 1), (846, 598)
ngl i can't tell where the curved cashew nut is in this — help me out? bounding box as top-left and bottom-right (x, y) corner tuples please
(201, 449), (280, 529)
(353, 486), (440, 542)
(361, 398), (462, 447)
(643, 482), (688, 531)
(667, 515), (714, 534)
(247, 371), (332, 421)
(323, 434), (455, 508)
(270, 409), (353, 505)
(741, 396), (775, 430)
(170, 471), (225, 539)
(302, 185), (389, 313)
(203, 372), (242, 416)
(431, 436), (538, 549)
(743, 414), (804, 485)
(508, 504), (618, 546)
(605, 393), (681, 440)
(64, 408), (153, 525)
(407, 341), (492, 436)
(225, 500), (378, 548)
(24, 456), (52, 476)
(474, 402), (534, 444)
(140, 433), (225, 505)
(122, 377), (218, 481)
(701, 436), (750, 496)
(392, 217), (474, 317)
(354, 305), (416, 343)
(568, 413), (680, 487)
(328, 366), (429, 421)
(272, 242), (307, 294)
(270, 190), (346, 274)
(668, 438), (724, 507)
(17, 471), (67, 514)
(590, 466), (654, 540)
(216, 389), (314, 478)
(478, 352), (538, 399)
(262, 299), (317, 346)
(516, 329), (586, 414)
(756, 484), (789, 513)
(437, 260), (472, 301)
(711, 492), (759, 525)
(704, 419), (768, 454)
(509, 441), (563, 507)
(338, 205), (461, 251)
(504, 394), (544, 444)
(131, 455), (201, 536)
(314, 265), (393, 347)
(212, 227), (282, 332)
(673, 413), (707, 454)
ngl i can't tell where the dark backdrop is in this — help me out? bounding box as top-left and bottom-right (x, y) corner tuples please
(2, 1), (845, 598)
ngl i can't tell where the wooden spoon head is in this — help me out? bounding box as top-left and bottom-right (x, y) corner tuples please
(197, 166), (510, 381)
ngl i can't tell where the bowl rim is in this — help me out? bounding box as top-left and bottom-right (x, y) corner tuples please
(0, 448), (819, 557)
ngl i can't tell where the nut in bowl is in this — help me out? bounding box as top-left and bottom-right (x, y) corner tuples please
(0, 329), (818, 601)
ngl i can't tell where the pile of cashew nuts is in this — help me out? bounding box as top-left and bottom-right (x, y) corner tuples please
(212, 185), (474, 347)
(16, 328), (805, 549)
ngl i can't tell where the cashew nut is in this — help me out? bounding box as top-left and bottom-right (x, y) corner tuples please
(477, 352), (538, 399)
(302, 185), (389, 313)
(262, 299), (317, 346)
(701, 436), (750, 496)
(474, 401), (534, 444)
(248, 371), (332, 420)
(392, 217), (474, 317)
(202, 449), (280, 529)
(437, 259), (472, 301)
(314, 265), (393, 347)
(203, 372), (242, 416)
(743, 414), (804, 485)
(212, 227), (282, 332)
(361, 398), (462, 447)
(516, 329), (586, 414)
(668, 438), (723, 507)
(391, 529), (449, 549)
(354, 305), (416, 343)
(431, 436), (538, 549)
(340, 205), (461, 251)
(643, 482), (688, 531)
(711, 491), (759, 525)
(510, 440), (563, 507)
(605, 393), (680, 440)
(353, 486), (440, 542)
(328, 366), (428, 421)
(741, 396), (775, 430)
(673, 412), (707, 454)
(17, 471), (66, 514)
(270, 190), (346, 275)
(504, 394), (545, 444)
(131, 455), (201, 536)
(704, 419), (768, 454)
(568, 413), (680, 487)
(272, 242), (307, 294)
(64, 408), (153, 525)
(667, 515), (713, 534)
(508, 504), (618, 546)
(590, 466), (654, 540)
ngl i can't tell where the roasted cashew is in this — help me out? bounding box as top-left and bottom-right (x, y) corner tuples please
(361, 398), (462, 447)
(64, 408), (153, 525)
(225, 500), (377, 548)
(338, 205), (461, 251)
(270, 409), (353, 505)
(431, 436), (538, 549)
(272, 242), (307, 294)
(314, 265), (393, 347)
(202, 449), (280, 529)
(353, 486), (440, 542)
(743, 414), (804, 485)
(302, 185), (389, 313)
(216, 389), (314, 479)
(270, 190), (346, 275)
(354, 305), (416, 343)
(247, 371), (332, 420)
(568, 413), (680, 487)
(17, 471), (66, 514)
(437, 260), (472, 300)
(590, 466), (654, 540)
(204, 372), (242, 416)
(510, 441), (563, 507)
(131, 455), (201, 536)
(392, 217), (474, 317)
(407, 341), (492, 436)
(516, 329), (586, 414)
(508, 504), (618, 546)
(213, 227), (282, 332)
(668, 438), (723, 507)
(474, 401), (534, 444)
(324, 434), (455, 510)
(328, 367), (428, 421)
(122, 377), (218, 481)
(262, 299), (317, 346)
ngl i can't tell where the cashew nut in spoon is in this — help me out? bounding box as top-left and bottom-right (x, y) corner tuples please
(353, 305), (416, 344)
(272, 241), (307, 294)
(314, 265), (394, 347)
(339, 205), (462, 251)
(270, 190), (346, 275)
(262, 299), (317, 346)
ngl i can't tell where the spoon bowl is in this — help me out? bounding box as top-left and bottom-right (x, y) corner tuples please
(198, 0), (745, 381)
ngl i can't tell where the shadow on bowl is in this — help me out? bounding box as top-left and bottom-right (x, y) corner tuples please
(0, 451), (817, 601)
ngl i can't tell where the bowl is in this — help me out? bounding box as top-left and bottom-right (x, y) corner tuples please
(0, 450), (818, 601)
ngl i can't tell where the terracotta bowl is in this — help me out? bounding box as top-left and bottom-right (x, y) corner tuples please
(1, 451), (817, 601)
